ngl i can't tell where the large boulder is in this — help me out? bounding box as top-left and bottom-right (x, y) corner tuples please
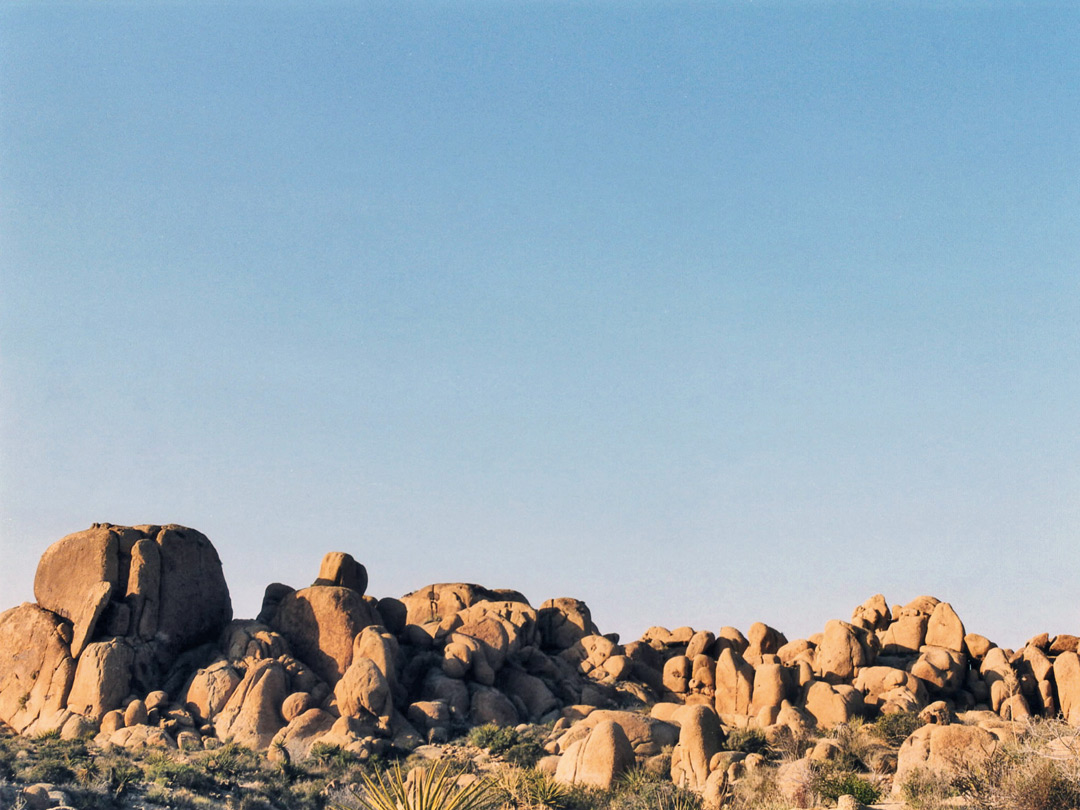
(32, 524), (231, 660)
(66, 639), (134, 721)
(893, 723), (998, 791)
(555, 719), (636, 789)
(0, 604), (76, 734)
(539, 598), (600, 651)
(314, 551), (367, 594)
(212, 658), (289, 750)
(670, 704), (724, 791)
(399, 583), (523, 627)
(271, 585), (379, 684)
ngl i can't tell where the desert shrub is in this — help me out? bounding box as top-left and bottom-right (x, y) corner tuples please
(900, 766), (957, 810)
(810, 765), (881, 805)
(466, 723), (544, 768)
(339, 760), (498, 810)
(871, 710), (922, 746)
(144, 753), (214, 792)
(766, 724), (811, 762)
(726, 766), (788, 810)
(724, 727), (769, 756)
(496, 767), (572, 810)
(308, 743), (358, 778)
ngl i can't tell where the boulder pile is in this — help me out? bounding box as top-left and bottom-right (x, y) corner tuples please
(1, 523), (1078, 797)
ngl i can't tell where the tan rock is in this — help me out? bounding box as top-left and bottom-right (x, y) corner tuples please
(67, 639), (133, 721)
(1051, 635), (1080, 655)
(689, 654), (716, 696)
(715, 648), (754, 716)
(851, 594), (890, 631)
(499, 669), (559, 720)
(925, 602), (965, 652)
(271, 585), (378, 684)
(335, 657), (392, 730)
(815, 620), (875, 684)
(154, 526), (232, 651)
(670, 704), (724, 791)
(663, 655), (692, 695)
(893, 723), (997, 791)
(853, 666), (927, 711)
(123, 699), (148, 727)
(0, 603), (76, 734)
(803, 681), (865, 728)
(716, 627), (749, 656)
(910, 646), (966, 693)
(33, 526), (119, 625)
(1054, 652), (1080, 725)
(964, 633), (995, 661)
(538, 598), (599, 651)
(314, 551), (367, 594)
(556, 709), (678, 758)
(745, 623), (786, 666)
(281, 692), (315, 723)
(213, 658), (288, 750)
(602, 655), (633, 681)
(751, 663), (787, 715)
(880, 612), (929, 655)
(184, 660), (242, 723)
(469, 684), (519, 726)
(400, 583), (513, 627)
(126, 538), (161, 641)
(555, 720), (636, 789)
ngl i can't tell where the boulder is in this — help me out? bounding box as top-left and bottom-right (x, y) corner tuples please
(67, 639), (133, 721)
(334, 657), (392, 730)
(0, 604), (75, 734)
(803, 681), (865, 728)
(815, 620), (875, 684)
(714, 648), (754, 716)
(184, 660), (243, 723)
(539, 598), (599, 651)
(271, 585), (378, 684)
(925, 602), (965, 652)
(554, 720), (635, 789)
(313, 551), (367, 594)
(212, 658), (288, 750)
(152, 526), (232, 652)
(670, 704), (724, 791)
(893, 723), (997, 791)
(1053, 652), (1080, 725)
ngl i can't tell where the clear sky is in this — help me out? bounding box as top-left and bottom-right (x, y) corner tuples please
(1, 2), (1077, 649)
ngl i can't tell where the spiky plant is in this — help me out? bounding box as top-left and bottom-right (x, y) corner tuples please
(343, 760), (497, 810)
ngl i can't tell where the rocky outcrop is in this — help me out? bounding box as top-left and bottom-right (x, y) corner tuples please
(3, 518), (1080, 806)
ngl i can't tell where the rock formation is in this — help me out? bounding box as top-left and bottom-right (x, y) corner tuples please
(3, 523), (1080, 801)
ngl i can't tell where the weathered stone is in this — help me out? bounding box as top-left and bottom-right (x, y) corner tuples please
(335, 657), (392, 730)
(126, 538), (161, 641)
(745, 623), (786, 666)
(1054, 652), (1080, 725)
(212, 658), (288, 750)
(271, 708), (336, 762)
(880, 612), (929, 655)
(0, 603), (76, 734)
(670, 704), (724, 791)
(184, 660), (242, 723)
(33, 526), (119, 625)
(154, 526), (232, 652)
(314, 551), (367, 594)
(67, 639), (133, 721)
(271, 585), (378, 684)
(815, 620), (875, 684)
(469, 684), (519, 726)
(925, 602), (965, 652)
(555, 720), (635, 789)
(537, 598), (598, 651)
(851, 594), (890, 631)
(714, 648), (754, 716)
(893, 723), (997, 791)
(663, 655), (692, 695)
(803, 681), (865, 728)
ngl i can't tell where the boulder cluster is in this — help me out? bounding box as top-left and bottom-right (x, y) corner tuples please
(2, 524), (1079, 797)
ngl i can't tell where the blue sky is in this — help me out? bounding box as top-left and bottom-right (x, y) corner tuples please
(2, 3), (1078, 647)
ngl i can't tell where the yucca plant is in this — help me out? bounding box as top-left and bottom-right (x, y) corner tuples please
(343, 760), (497, 810)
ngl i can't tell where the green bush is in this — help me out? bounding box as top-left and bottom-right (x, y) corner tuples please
(724, 728), (769, 756)
(870, 710), (922, 746)
(466, 723), (544, 768)
(811, 768), (881, 805)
